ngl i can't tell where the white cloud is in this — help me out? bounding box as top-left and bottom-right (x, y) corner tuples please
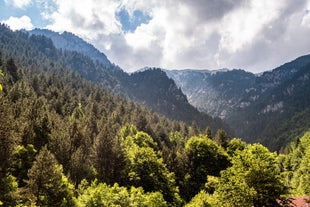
(219, 1), (285, 54)
(41, 0), (310, 72)
(4, 0), (31, 9)
(1, 15), (34, 31)
(46, 0), (121, 40)
(302, 1), (310, 27)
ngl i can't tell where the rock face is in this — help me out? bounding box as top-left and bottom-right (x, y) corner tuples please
(165, 69), (256, 119)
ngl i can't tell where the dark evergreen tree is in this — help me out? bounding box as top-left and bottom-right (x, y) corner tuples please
(215, 129), (228, 148)
(205, 127), (212, 139)
(5, 58), (19, 84)
(24, 146), (76, 206)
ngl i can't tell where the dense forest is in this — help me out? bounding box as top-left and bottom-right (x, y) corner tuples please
(0, 24), (310, 206)
(1, 25), (231, 136)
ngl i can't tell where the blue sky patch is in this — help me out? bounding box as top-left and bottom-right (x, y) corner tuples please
(0, 1), (56, 29)
(116, 9), (151, 32)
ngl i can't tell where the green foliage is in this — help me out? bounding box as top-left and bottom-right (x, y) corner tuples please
(182, 135), (229, 201)
(0, 174), (19, 206)
(0, 97), (20, 175)
(291, 146), (310, 195)
(5, 58), (19, 84)
(71, 102), (84, 120)
(90, 125), (125, 184)
(226, 138), (247, 157)
(76, 180), (168, 207)
(122, 129), (158, 150)
(11, 144), (37, 187)
(24, 146), (76, 206)
(1, 24), (308, 207)
(0, 69), (3, 91)
(214, 129), (228, 148)
(121, 126), (181, 204)
(284, 132), (310, 195)
(204, 127), (212, 139)
(215, 144), (287, 207)
(185, 190), (217, 207)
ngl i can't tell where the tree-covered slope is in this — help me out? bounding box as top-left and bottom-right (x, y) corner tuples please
(125, 68), (232, 133)
(165, 69), (256, 118)
(0, 25), (231, 134)
(0, 38), (308, 205)
(29, 29), (113, 67)
(228, 60), (310, 150)
(166, 55), (310, 150)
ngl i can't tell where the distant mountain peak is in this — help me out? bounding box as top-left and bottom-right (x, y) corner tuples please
(29, 28), (113, 68)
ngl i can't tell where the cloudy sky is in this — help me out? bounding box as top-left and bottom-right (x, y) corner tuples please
(1, 0), (310, 72)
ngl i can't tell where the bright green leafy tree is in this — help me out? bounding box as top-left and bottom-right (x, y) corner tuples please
(226, 138), (247, 157)
(76, 180), (168, 207)
(288, 132), (310, 195)
(215, 144), (287, 207)
(182, 136), (229, 201)
(185, 190), (217, 207)
(120, 125), (181, 205)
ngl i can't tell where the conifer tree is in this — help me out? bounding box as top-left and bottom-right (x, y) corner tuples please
(5, 58), (19, 84)
(205, 127), (212, 139)
(25, 146), (75, 206)
(215, 129), (228, 148)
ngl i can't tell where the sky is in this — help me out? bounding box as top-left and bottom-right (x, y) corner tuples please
(1, 0), (310, 73)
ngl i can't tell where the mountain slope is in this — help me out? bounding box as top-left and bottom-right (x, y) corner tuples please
(0, 25), (231, 135)
(228, 59), (310, 150)
(166, 55), (310, 150)
(124, 68), (232, 132)
(29, 29), (113, 67)
(165, 69), (256, 118)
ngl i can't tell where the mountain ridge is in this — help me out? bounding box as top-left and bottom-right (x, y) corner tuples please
(166, 55), (310, 150)
(29, 28), (114, 68)
(0, 25), (231, 135)
(19, 26), (310, 150)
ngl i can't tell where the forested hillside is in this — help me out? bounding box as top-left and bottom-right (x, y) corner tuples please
(1, 24), (310, 206)
(166, 55), (310, 151)
(25, 27), (232, 135)
(165, 69), (256, 119)
(29, 29), (113, 67)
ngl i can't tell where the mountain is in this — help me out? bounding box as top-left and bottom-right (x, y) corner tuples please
(0, 25), (231, 135)
(165, 69), (256, 119)
(166, 55), (310, 150)
(124, 68), (232, 132)
(28, 29), (113, 67)
(228, 56), (310, 150)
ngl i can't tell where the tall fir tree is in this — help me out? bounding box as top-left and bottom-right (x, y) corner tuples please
(24, 146), (75, 207)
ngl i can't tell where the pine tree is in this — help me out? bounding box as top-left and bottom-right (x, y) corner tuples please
(215, 129), (228, 148)
(24, 146), (75, 206)
(5, 58), (19, 84)
(205, 127), (212, 139)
